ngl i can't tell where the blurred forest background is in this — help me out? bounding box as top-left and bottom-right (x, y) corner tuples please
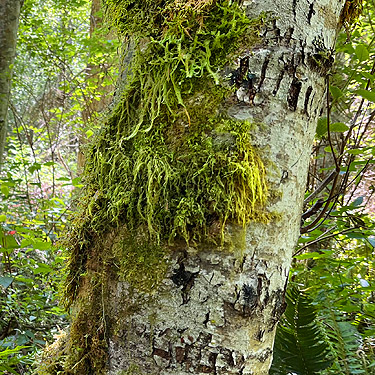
(0, 0), (374, 374)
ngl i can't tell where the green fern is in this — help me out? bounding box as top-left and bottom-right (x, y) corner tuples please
(270, 286), (332, 375)
(320, 309), (372, 375)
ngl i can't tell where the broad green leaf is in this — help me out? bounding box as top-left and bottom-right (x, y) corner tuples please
(330, 122), (349, 132)
(28, 163), (42, 173)
(0, 215), (6, 222)
(347, 148), (365, 155)
(329, 86), (343, 99)
(1, 185), (9, 198)
(33, 262), (53, 275)
(316, 117), (327, 137)
(355, 44), (369, 61)
(356, 89), (375, 103)
(33, 241), (52, 250)
(1, 235), (19, 250)
(0, 276), (14, 289)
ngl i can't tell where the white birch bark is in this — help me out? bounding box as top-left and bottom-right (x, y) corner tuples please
(100, 1), (347, 374)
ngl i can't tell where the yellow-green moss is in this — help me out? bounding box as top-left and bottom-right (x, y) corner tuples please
(116, 364), (142, 375)
(64, 0), (268, 306)
(114, 236), (169, 293)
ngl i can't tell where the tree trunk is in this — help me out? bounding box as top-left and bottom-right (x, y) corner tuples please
(42, 1), (351, 374)
(0, 0), (23, 170)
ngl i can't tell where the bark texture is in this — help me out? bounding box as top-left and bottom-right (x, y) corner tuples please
(59, 1), (347, 375)
(0, 0), (22, 170)
(103, 1), (346, 374)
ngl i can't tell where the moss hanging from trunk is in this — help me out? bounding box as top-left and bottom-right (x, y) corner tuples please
(64, 0), (268, 307)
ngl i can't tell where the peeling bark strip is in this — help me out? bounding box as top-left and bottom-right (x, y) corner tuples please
(46, 1), (347, 375)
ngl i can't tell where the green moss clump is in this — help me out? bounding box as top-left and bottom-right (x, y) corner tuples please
(114, 237), (169, 293)
(63, 0), (268, 306)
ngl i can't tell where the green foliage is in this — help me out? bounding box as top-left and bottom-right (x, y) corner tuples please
(341, 0), (364, 30)
(270, 287), (332, 375)
(0, 346), (30, 374)
(1, 0), (119, 373)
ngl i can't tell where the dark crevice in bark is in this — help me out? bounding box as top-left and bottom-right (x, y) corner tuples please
(255, 329), (265, 341)
(300, 40), (306, 64)
(221, 347), (235, 367)
(176, 346), (185, 363)
(307, 2), (315, 24)
(292, 0), (298, 20)
(271, 19), (281, 44)
(239, 255), (247, 272)
(283, 27), (294, 45)
(171, 262), (198, 304)
(203, 311), (210, 327)
(273, 69), (284, 96)
(259, 348), (273, 363)
(269, 289), (288, 331)
(152, 347), (172, 361)
(304, 86), (313, 116)
(287, 78), (302, 111)
(257, 57), (269, 91)
(243, 283), (258, 308)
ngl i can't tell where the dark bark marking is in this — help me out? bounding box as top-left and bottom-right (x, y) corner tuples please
(283, 27), (294, 45)
(259, 348), (273, 363)
(208, 352), (218, 371)
(287, 78), (302, 111)
(171, 262), (198, 304)
(269, 289), (287, 330)
(304, 86), (313, 116)
(220, 348), (235, 367)
(203, 311), (210, 327)
(255, 329), (265, 341)
(171, 263), (192, 287)
(307, 3), (315, 24)
(198, 332), (213, 346)
(292, 0), (298, 20)
(197, 364), (215, 373)
(273, 69), (284, 96)
(300, 40), (306, 64)
(272, 19), (281, 43)
(152, 347), (172, 360)
(242, 284), (258, 312)
(257, 57), (269, 91)
(176, 346), (185, 363)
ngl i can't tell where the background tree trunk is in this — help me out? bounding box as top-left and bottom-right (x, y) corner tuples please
(0, 0), (23, 170)
(54, 1), (349, 375)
